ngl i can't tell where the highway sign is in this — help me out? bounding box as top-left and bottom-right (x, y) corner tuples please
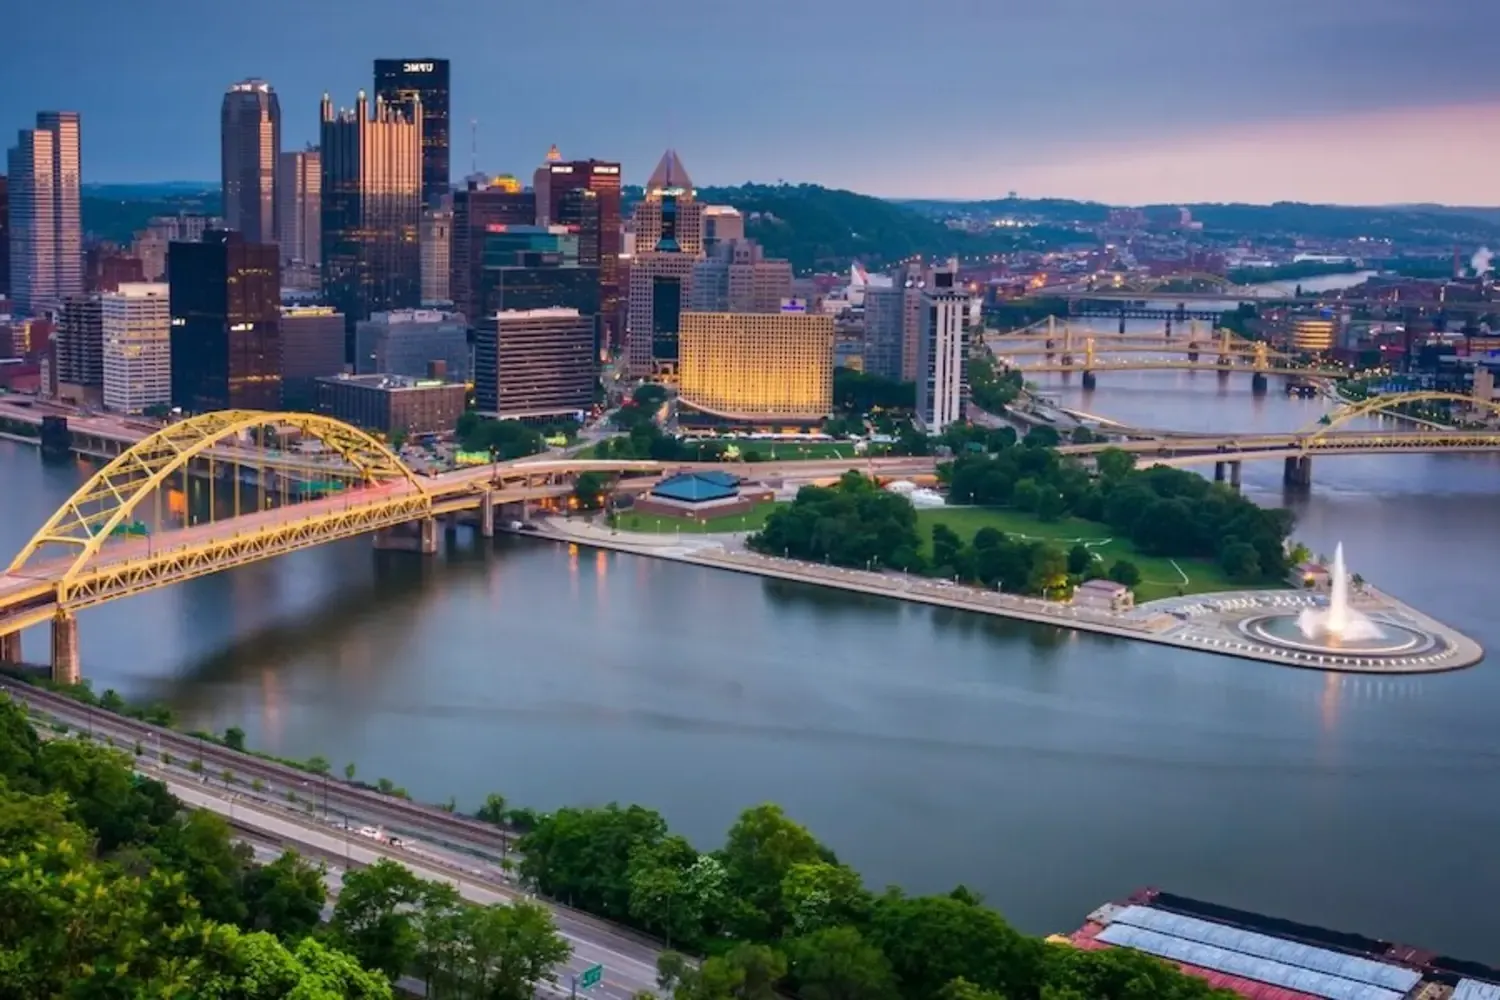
(579, 964), (604, 990)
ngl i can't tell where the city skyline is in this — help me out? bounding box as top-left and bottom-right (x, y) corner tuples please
(5, 0), (1498, 206)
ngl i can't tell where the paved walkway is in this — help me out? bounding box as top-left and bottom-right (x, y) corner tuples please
(527, 517), (1484, 675)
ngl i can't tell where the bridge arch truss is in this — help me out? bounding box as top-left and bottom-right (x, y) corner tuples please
(9, 411), (430, 605)
(1299, 391), (1500, 446)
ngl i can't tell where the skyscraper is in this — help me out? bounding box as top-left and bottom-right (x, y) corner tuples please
(276, 146), (320, 267)
(320, 91), (422, 350)
(450, 176), (535, 322)
(221, 80), (280, 244)
(56, 294), (103, 404)
(0, 175), (9, 301)
(537, 152), (622, 351)
(633, 150), (703, 257)
(481, 308), (596, 421)
(373, 59), (449, 204)
(169, 230), (282, 412)
(420, 205), (452, 304)
(915, 260), (968, 433)
(7, 112), (82, 316)
(101, 283), (171, 414)
(690, 238), (792, 314)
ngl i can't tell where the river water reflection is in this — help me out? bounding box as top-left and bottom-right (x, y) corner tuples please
(2, 361), (1499, 960)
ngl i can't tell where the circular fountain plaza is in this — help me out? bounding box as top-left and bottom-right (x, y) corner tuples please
(1137, 545), (1481, 673)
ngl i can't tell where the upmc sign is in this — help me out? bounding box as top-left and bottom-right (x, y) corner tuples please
(403, 62), (435, 73)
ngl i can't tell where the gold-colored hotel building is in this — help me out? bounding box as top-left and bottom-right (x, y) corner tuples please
(678, 308), (833, 424)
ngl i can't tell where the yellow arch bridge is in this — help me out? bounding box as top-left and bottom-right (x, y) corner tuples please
(0, 410), (938, 682)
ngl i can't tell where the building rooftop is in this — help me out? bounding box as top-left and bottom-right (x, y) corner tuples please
(647, 149), (694, 194)
(1077, 579), (1129, 595)
(318, 373), (457, 392)
(650, 471), (740, 504)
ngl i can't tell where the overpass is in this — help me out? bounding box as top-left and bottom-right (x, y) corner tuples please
(992, 333), (1345, 388)
(0, 409), (936, 683)
(1058, 391), (1500, 487)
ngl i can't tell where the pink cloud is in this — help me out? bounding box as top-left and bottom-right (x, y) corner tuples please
(882, 102), (1500, 205)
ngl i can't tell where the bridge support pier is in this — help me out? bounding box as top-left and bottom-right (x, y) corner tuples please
(372, 517), (439, 554)
(1081, 371), (1097, 391)
(1165, 318), (1172, 337)
(1118, 315), (1127, 334)
(1230, 461), (1242, 491)
(1251, 372), (1269, 396)
(0, 632), (20, 664)
(1214, 461), (1226, 483)
(479, 490), (495, 538)
(1060, 354), (1074, 367)
(51, 612), (79, 686)
(1187, 348), (1199, 362)
(1283, 456), (1312, 490)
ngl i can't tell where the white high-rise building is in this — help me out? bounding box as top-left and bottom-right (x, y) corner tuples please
(101, 283), (171, 414)
(915, 260), (967, 433)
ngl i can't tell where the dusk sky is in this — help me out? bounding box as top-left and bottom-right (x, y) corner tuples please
(7, 0), (1498, 205)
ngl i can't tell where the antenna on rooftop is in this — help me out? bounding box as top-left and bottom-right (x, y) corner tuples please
(470, 118), (478, 175)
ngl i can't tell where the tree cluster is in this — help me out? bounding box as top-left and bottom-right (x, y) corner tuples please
(455, 412), (544, 460)
(748, 472), (924, 571)
(0, 694), (573, 999)
(966, 355), (1023, 415)
(944, 442), (1292, 583)
(0, 694), (385, 998)
(832, 368), (915, 413)
(517, 800), (1236, 1000)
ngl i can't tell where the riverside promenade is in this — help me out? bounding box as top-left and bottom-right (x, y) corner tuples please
(526, 516), (1483, 675)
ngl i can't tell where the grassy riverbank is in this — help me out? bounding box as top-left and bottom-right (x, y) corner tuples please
(610, 500), (781, 534)
(914, 506), (1244, 602)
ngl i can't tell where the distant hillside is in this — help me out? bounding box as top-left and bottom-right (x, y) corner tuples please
(692, 184), (1090, 272)
(82, 186), (219, 244)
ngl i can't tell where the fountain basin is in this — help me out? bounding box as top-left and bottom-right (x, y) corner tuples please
(1237, 613), (1440, 658)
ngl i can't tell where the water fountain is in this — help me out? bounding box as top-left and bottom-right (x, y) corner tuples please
(1233, 541), (1439, 660)
(1294, 543), (1385, 643)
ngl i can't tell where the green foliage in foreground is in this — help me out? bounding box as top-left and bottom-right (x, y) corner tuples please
(518, 799), (1237, 1000)
(0, 694), (571, 998)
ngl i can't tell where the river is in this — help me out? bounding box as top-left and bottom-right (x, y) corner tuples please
(3, 354), (1499, 961)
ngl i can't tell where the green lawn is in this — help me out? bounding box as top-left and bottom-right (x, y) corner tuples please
(704, 440), (865, 461)
(612, 500), (783, 535)
(914, 506), (1245, 602)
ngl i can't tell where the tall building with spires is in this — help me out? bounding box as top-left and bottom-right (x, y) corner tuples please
(221, 80), (280, 244)
(373, 59), (449, 205)
(633, 149), (702, 256)
(626, 150), (705, 376)
(7, 111), (82, 316)
(320, 90), (422, 350)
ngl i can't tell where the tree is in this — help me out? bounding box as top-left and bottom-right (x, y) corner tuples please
(242, 849), (328, 941)
(628, 834), (707, 948)
(1219, 540), (1261, 581)
(674, 943), (787, 1000)
(476, 792), (508, 825)
(786, 926), (900, 1000)
(1107, 560), (1141, 587)
(780, 861), (873, 935)
(1066, 544), (1092, 577)
(1094, 447), (1136, 481)
(152, 809), (253, 927)
(306, 755), (331, 776)
(330, 859), (428, 981)
(868, 892), (1041, 1000)
(344, 761), (357, 781)
(518, 803), (669, 921)
(936, 977), (1009, 1000)
(574, 471), (610, 511)
(448, 900), (572, 1000)
(718, 803), (833, 937)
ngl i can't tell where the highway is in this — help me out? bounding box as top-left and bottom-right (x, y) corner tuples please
(10, 680), (666, 999)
